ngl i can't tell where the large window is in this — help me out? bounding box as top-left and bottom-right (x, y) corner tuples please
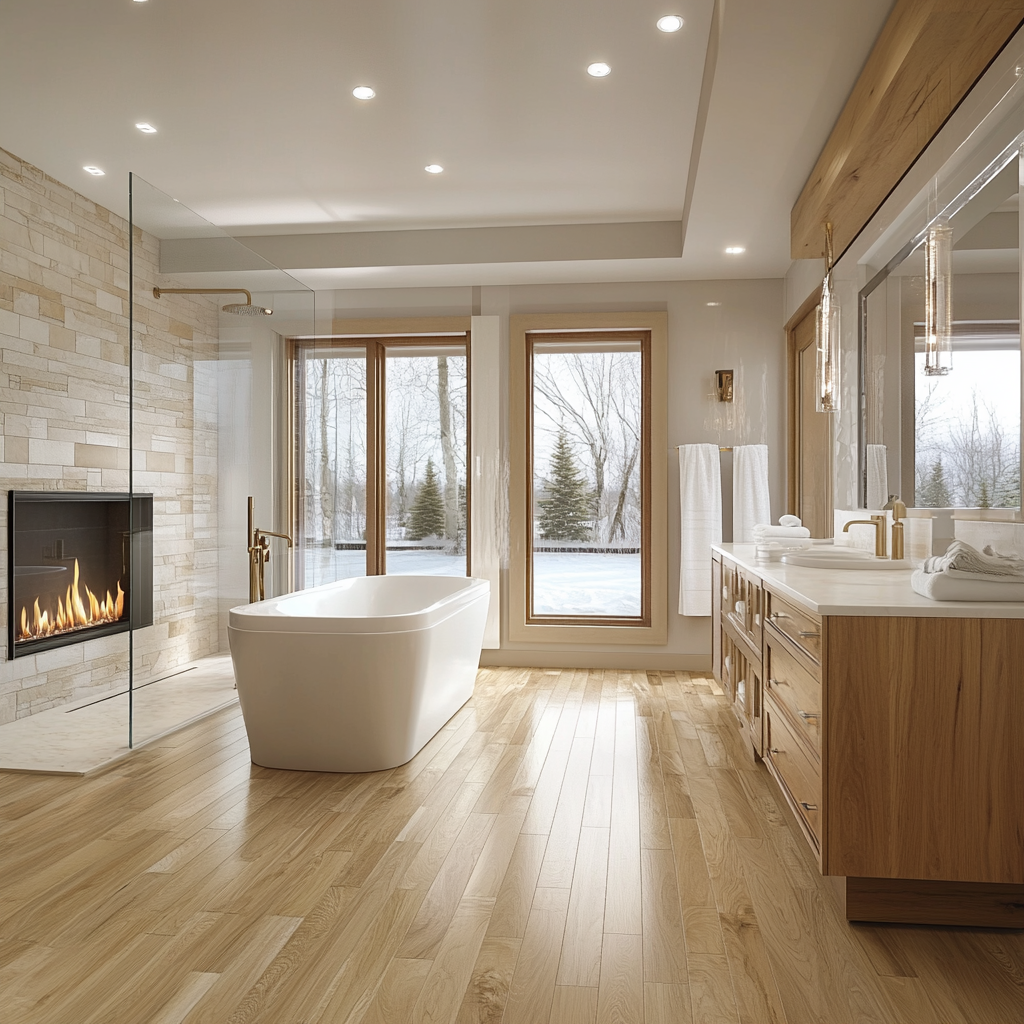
(529, 334), (647, 622)
(510, 313), (667, 645)
(291, 332), (469, 588)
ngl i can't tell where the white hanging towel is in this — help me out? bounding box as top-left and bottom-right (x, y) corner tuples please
(733, 444), (770, 544)
(865, 444), (889, 510)
(678, 443), (722, 616)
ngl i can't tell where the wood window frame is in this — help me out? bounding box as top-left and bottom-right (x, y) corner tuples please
(509, 312), (667, 646)
(289, 318), (471, 585)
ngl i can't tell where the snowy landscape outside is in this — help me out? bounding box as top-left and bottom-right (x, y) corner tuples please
(914, 333), (1020, 508)
(530, 340), (643, 617)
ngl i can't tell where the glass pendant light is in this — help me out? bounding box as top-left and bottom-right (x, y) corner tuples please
(923, 217), (953, 375)
(816, 222), (841, 412)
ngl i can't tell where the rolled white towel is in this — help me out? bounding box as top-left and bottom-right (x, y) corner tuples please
(779, 514), (802, 528)
(753, 524), (811, 540)
(922, 540), (1024, 580)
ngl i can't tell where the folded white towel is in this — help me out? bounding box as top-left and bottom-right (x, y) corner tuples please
(733, 444), (770, 544)
(911, 569), (1024, 602)
(753, 524), (811, 540)
(922, 540), (1024, 580)
(779, 514), (802, 528)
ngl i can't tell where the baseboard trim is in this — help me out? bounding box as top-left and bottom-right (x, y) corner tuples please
(479, 651), (712, 671)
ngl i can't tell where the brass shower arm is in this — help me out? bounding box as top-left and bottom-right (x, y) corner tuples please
(152, 287), (253, 303)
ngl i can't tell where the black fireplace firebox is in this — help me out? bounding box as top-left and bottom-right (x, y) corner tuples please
(7, 492), (153, 659)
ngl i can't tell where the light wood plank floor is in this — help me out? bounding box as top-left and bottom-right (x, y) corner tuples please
(1, 667), (1022, 1023)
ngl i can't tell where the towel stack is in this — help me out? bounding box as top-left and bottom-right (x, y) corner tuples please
(911, 540), (1024, 601)
(752, 515), (812, 551)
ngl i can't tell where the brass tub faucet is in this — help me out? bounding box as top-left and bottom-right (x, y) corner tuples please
(247, 496), (292, 603)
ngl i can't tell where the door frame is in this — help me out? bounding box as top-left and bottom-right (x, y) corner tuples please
(786, 290), (834, 532)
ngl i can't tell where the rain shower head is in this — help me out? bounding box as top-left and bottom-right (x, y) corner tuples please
(221, 301), (273, 316)
(152, 287), (273, 316)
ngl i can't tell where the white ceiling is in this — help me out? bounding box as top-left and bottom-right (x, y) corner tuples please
(0, 0), (894, 288)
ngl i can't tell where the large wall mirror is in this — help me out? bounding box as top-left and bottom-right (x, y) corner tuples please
(858, 144), (1022, 513)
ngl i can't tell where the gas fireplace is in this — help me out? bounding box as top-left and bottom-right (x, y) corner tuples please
(7, 492), (153, 659)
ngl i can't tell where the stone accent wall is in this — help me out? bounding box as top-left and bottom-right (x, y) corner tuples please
(0, 147), (221, 724)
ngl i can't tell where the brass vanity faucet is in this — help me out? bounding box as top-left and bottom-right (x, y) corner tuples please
(842, 502), (908, 560)
(247, 496), (292, 603)
(842, 514), (887, 557)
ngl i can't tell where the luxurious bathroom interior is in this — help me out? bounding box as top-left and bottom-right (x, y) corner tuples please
(3, 2), (1024, 1022)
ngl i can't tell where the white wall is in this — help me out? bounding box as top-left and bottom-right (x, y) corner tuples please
(326, 277), (785, 669)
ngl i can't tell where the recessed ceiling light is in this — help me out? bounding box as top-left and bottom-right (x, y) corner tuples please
(352, 86), (375, 100)
(83, 166), (105, 176)
(706, 301), (721, 307)
(425, 164), (444, 174)
(135, 122), (157, 134)
(657, 15), (685, 33)
(133, 1), (149, 4)
(587, 62), (612, 78)
(725, 246), (745, 255)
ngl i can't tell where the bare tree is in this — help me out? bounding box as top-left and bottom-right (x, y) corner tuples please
(534, 354), (613, 522)
(437, 356), (459, 539)
(318, 360), (334, 544)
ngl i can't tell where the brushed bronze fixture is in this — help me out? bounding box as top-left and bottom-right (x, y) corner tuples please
(715, 368), (734, 402)
(890, 499), (907, 560)
(152, 287), (272, 316)
(247, 496), (292, 603)
(843, 514), (887, 557)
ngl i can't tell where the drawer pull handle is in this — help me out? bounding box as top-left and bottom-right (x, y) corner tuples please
(769, 747), (782, 755)
(798, 711), (819, 721)
(799, 801), (818, 812)
(770, 612), (789, 620)
(797, 630), (820, 638)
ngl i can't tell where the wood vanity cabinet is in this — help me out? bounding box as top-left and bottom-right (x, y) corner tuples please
(710, 549), (1024, 927)
(716, 555), (764, 758)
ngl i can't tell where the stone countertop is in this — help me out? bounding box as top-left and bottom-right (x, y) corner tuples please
(714, 543), (1024, 618)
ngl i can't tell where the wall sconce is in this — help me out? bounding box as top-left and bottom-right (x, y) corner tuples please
(924, 217), (953, 375)
(715, 369), (734, 402)
(815, 222), (841, 412)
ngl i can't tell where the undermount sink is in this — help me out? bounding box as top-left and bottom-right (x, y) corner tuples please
(781, 547), (911, 570)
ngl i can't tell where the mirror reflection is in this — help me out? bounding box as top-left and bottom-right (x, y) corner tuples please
(862, 156), (1021, 511)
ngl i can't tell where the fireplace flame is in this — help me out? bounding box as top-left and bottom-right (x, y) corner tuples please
(17, 559), (126, 643)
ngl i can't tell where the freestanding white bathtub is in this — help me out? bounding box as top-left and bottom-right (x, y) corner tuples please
(228, 574), (489, 772)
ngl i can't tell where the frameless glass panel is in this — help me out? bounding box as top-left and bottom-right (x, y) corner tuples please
(530, 339), (643, 617)
(385, 344), (468, 576)
(296, 347), (368, 586)
(129, 173), (314, 749)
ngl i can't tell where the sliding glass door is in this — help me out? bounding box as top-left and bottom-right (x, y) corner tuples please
(292, 335), (469, 588)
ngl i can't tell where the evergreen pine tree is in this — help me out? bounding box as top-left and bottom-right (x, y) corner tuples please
(537, 429), (594, 541)
(918, 458), (952, 508)
(406, 459), (446, 539)
(996, 465), (1021, 509)
(978, 478), (992, 509)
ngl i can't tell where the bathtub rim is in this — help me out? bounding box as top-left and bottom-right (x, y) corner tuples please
(228, 573), (490, 635)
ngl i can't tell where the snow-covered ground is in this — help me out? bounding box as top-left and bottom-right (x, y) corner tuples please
(301, 547), (640, 615)
(533, 552), (641, 615)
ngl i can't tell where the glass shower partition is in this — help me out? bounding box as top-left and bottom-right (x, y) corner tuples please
(128, 174), (315, 749)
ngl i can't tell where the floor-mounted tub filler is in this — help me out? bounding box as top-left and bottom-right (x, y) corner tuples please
(228, 575), (490, 772)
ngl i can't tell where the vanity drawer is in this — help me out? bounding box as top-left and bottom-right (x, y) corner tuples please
(765, 697), (821, 849)
(766, 591), (821, 663)
(765, 635), (820, 751)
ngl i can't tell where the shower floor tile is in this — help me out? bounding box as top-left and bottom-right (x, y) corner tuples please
(0, 654), (239, 775)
